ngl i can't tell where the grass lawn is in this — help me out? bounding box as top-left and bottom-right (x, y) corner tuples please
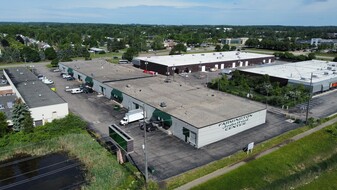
(165, 126), (311, 189)
(192, 123), (337, 190)
(244, 48), (284, 55)
(0, 114), (143, 190)
(315, 52), (337, 58)
(297, 166), (337, 190)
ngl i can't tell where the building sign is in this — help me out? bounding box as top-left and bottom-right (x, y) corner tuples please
(218, 114), (253, 131)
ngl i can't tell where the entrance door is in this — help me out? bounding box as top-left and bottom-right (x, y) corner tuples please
(183, 127), (190, 142)
(189, 131), (197, 145)
(100, 86), (106, 95)
(52, 111), (57, 119)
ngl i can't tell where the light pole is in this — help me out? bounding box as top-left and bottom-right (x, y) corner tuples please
(305, 73), (313, 124)
(145, 61), (148, 71)
(172, 64), (176, 81)
(142, 105), (148, 185)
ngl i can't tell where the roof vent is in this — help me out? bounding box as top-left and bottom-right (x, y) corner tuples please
(39, 94), (42, 97)
(24, 83), (26, 85)
(160, 102), (167, 107)
(126, 84), (131, 88)
(20, 72), (23, 75)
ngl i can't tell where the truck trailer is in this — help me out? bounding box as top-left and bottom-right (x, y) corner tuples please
(120, 109), (144, 125)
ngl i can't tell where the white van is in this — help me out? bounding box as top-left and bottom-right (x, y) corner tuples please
(71, 88), (83, 94)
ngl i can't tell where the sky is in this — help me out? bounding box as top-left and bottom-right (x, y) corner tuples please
(0, 0), (336, 26)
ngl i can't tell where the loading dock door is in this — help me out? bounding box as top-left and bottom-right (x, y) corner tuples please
(201, 66), (206, 72)
(220, 64), (224, 69)
(245, 61), (249, 66)
(232, 62), (236, 68)
(239, 61), (243, 67)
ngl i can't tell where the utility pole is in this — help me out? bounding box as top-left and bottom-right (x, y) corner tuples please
(142, 105), (148, 185)
(305, 72), (313, 124)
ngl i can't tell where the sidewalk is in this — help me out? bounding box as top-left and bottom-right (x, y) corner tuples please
(175, 117), (337, 190)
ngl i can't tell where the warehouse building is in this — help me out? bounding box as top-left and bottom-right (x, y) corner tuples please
(3, 67), (69, 126)
(239, 60), (337, 94)
(133, 51), (275, 75)
(59, 60), (266, 148)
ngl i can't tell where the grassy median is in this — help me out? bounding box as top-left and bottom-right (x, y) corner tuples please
(192, 122), (337, 190)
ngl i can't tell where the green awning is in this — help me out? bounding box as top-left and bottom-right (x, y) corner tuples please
(67, 68), (73, 75)
(111, 89), (123, 103)
(152, 109), (172, 127)
(85, 76), (93, 87)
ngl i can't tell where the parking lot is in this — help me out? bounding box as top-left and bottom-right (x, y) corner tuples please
(31, 63), (303, 181)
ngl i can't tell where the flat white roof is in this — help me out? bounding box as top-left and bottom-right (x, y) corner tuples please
(135, 51), (274, 67)
(61, 60), (266, 128)
(241, 60), (337, 84)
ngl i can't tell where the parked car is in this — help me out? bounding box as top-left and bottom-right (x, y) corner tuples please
(62, 74), (72, 79)
(71, 88), (83, 94)
(42, 78), (54, 85)
(37, 74), (44, 80)
(66, 77), (75, 81)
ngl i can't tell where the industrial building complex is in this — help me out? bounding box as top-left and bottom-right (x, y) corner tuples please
(2, 67), (69, 126)
(133, 51), (275, 75)
(240, 60), (337, 94)
(59, 59), (267, 148)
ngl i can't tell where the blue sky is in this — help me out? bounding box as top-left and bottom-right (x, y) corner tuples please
(1, 0), (336, 25)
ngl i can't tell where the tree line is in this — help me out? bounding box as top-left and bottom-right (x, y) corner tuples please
(1, 23), (337, 63)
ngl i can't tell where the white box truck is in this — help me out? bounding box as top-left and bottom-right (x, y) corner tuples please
(120, 109), (144, 125)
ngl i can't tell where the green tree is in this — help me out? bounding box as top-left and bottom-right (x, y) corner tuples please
(20, 46), (41, 62)
(222, 44), (230, 51)
(12, 98), (30, 132)
(0, 47), (21, 63)
(44, 47), (57, 60)
(0, 112), (8, 137)
(307, 53), (316, 60)
(22, 112), (34, 133)
(51, 58), (59, 67)
(151, 36), (164, 50)
(215, 45), (221, 52)
(333, 57), (337, 62)
(122, 48), (138, 61)
(169, 43), (187, 55)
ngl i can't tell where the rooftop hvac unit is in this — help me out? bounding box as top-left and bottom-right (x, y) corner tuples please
(334, 71), (337, 74)
(312, 74), (318, 78)
(328, 67), (332, 70)
(324, 72), (329, 75)
(300, 77), (308, 81)
(160, 102), (167, 107)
